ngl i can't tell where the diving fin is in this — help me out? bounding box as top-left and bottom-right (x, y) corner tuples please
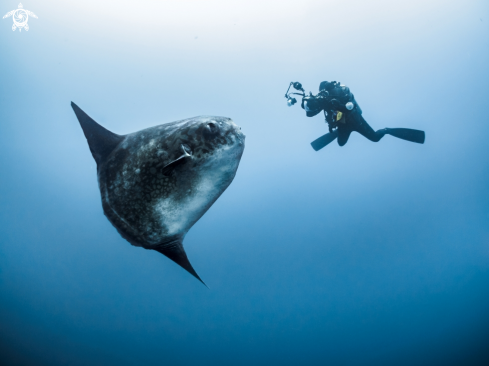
(311, 130), (338, 151)
(153, 238), (207, 287)
(385, 128), (425, 144)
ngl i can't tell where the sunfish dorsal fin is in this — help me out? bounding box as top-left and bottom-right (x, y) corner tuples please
(153, 238), (208, 287)
(71, 102), (124, 166)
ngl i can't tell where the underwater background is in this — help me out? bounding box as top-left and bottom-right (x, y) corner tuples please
(1, 0), (488, 365)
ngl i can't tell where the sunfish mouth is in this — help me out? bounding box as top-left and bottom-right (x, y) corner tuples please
(234, 126), (245, 143)
(236, 133), (245, 144)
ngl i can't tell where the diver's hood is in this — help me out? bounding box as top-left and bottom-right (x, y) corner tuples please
(319, 81), (335, 91)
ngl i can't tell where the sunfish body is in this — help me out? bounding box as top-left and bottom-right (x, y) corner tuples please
(71, 102), (245, 285)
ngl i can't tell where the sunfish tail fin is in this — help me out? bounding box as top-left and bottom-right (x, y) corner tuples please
(385, 128), (425, 144)
(153, 239), (208, 287)
(71, 102), (125, 166)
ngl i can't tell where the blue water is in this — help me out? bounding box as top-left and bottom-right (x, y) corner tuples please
(1, 1), (488, 365)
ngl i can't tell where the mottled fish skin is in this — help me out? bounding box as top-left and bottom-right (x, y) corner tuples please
(99, 116), (245, 248)
(72, 102), (245, 284)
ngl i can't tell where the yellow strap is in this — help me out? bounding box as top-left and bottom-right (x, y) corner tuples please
(336, 111), (343, 121)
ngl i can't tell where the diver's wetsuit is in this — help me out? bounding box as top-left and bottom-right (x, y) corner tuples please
(302, 81), (425, 147)
(335, 111), (387, 146)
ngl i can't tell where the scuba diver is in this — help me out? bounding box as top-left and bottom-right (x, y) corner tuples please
(284, 81), (425, 151)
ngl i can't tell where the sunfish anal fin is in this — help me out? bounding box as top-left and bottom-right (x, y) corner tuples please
(153, 238), (207, 287)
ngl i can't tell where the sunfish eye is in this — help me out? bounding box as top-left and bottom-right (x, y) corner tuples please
(203, 122), (220, 138)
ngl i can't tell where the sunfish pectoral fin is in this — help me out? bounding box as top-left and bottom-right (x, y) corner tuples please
(152, 238), (208, 287)
(71, 102), (125, 166)
(161, 144), (193, 176)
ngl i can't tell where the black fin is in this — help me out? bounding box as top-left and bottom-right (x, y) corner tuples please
(71, 102), (125, 166)
(311, 130), (338, 151)
(153, 238), (207, 287)
(385, 128), (425, 144)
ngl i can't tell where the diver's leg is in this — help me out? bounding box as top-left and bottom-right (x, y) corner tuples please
(337, 126), (352, 146)
(351, 114), (386, 142)
(356, 124), (425, 144)
(348, 113), (425, 144)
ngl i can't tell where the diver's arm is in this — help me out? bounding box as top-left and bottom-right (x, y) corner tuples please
(330, 99), (346, 112)
(329, 84), (358, 113)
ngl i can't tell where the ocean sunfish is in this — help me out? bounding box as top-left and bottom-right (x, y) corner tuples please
(71, 102), (245, 285)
